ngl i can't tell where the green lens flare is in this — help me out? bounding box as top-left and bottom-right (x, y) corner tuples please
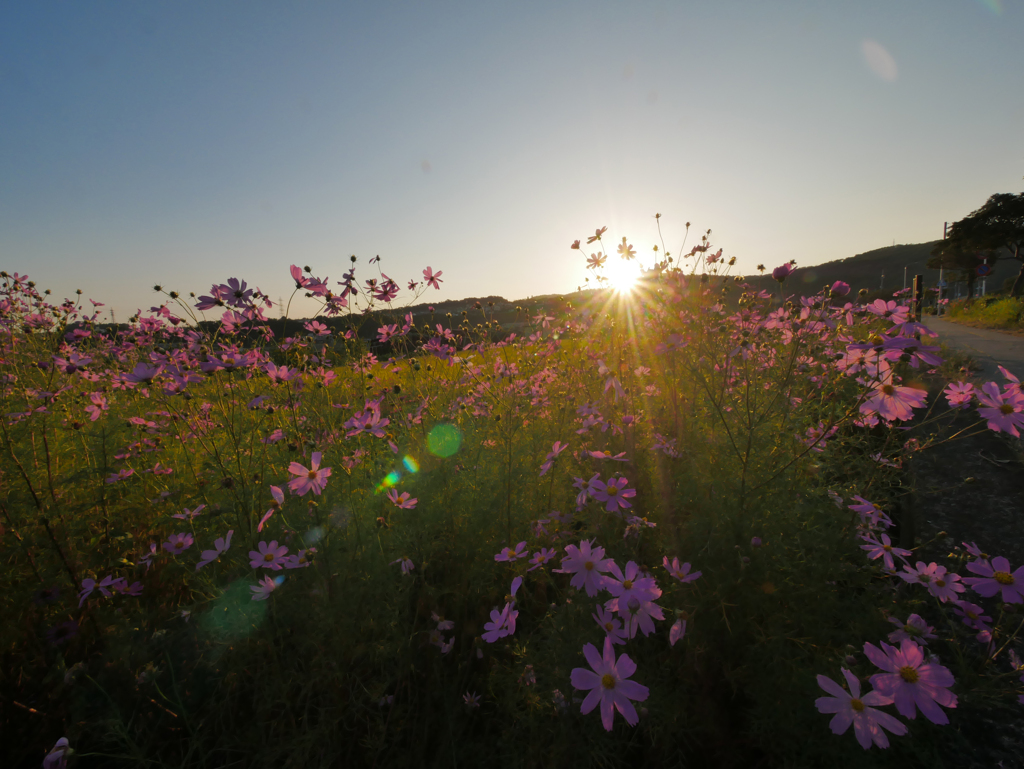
(427, 424), (461, 457)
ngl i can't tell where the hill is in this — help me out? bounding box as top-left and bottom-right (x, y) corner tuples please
(755, 241), (1019, 298)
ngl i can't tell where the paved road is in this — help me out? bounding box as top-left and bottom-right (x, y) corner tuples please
(921, 316), (1024, 382)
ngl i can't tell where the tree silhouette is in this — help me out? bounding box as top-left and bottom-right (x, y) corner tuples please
(941, 192), (1024, 296)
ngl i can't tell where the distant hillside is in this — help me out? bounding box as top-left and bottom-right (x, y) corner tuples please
(748, 241), (1019, 298)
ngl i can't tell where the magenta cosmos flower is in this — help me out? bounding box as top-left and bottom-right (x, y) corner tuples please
(556, 540), (614, 596)
(163, 532), (194, 555)
(258, 485), (285, 532)
(864, 640), (957, 724)
(860, 533), (910, 571)
(975, 381), (1024, 437)
(249, 540), (289, 570)
(604, 561), (660, 618)
(899, 561), (964, 602)
(250, 575), (278, 601)
(287, 451), (332, 496)
(663, 556), (701, 583)
(815, 668), (907, 750)
(963, 556), (1024, 603)
(570, 636), (649, 731)
(859, 379), (928, 422)
(589, 476), (636, 513)
(887, 614), (937, 646)
(196, 530), (234, 571)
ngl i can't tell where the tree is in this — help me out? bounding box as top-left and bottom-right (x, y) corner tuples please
(943, 192), (1024, 296)
(928, 238), (981, 298)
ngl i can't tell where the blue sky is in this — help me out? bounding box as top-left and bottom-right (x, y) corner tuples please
(2, 1), (1021, 320)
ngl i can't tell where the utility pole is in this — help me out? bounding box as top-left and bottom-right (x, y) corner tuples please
(903, 266), (907, 290)
(938, 222), (946, 316)
(880, 271), (884, 291)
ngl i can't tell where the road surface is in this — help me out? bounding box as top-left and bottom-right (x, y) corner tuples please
(921, 316), (1024, 382)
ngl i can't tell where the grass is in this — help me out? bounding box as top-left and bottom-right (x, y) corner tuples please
(944, 294), (1024, 333)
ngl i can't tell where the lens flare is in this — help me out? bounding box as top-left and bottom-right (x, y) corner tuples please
(383, 471), (401, 487)
(403, 455), (419, 473)
(427, 424), (462, 457)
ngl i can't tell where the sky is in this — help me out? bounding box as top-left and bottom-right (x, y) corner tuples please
(1, 0), (1022, 321)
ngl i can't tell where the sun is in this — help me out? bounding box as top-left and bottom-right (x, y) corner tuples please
(602, 257), (642, 294)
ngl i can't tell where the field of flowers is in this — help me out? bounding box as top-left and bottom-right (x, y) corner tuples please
(4, 227), (1024, 769)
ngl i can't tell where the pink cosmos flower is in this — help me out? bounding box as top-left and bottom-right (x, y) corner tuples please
(592, 604), (628, 645)
(860, 533), (910, 571)
(604, 561), (660, 620)
(555, 540), (614, 596)
(859, 378), (928, 422)
(106, 468), (135, 484)
(284, 548), (314, 569)
(538, 440), (568, 476)
(250, 575), (277, 601)
(84, 392), (108, 421)
(962, 541), (990, 564)
(943, 381), (974, 409)
(847, 495), (892, 529)
(43, 737), (72, 769)
(887, 614), (937, 646)
(570, 636), (649, 731)
(589, 476), (636, 513)
(258, 485), (285, 532)
(163, 532), (194, 555)
(572, 473), (601, 509)
(527, 547), (557, 571)
(172, 504), (206, 520)
(952, 600), (992, 631)
(815, 668), (907, 750)
(963, 556), (1024, 603)
(196, 530), (234, 571)
(482, 600), (519, 643)
(287, 451), (332, 496)
(390, 556), (414, 575)
(249, 540), (289, 570)
(663, 556), (702, 583)
(621, 597), (664, 639)
(865, 299), (910, 324)
(387, 489), (418, 509)
(432, 612), (455, 631)
(423, 266), (443, 290)
(772, 263), (793, 282)
(899, 561), (964, 603)
(494, 541), (527, 562)
(669, 617), (686, 646)
(864, 640), (957, 724)
(975, 381), (1024, 437)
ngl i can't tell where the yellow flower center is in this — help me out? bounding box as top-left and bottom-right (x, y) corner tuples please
(898, 666), (919, 684)
(607, 487), (618, 496)
(966, 609), (978, 620)
(881, 384), (895, 396)
(850, 698), (865, 713)
(175, 541), (184, 549)
(584, 561), (594, 571)
(264, 553), (274, 562)
(308, 470), (318, 479)
(622, 580), (633, 590)
(936, 579), (946, 587)
(882, 544), (892, 552)
(601, 674), (616, 690)
(995, 571), (1014, 585)
(604, 622), (614, 631)
(1000, 404), (1014, 415)
(918, 574), (931, 583)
